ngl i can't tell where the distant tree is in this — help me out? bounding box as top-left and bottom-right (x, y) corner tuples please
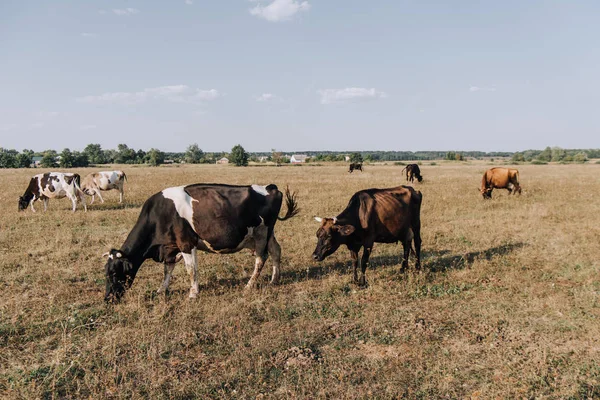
(146, 148), (165, 166)
(364, 154), (373, 162)
(116, 144), (136, 164)
(185, 143), (204, 164)
(230, 144), (249, 166)
(271, 149), (283, 166)
(349, 152), (363, 163)
(59, 148), (75, 168)
(40, 150), (58, 168)
(551, 147), (566, 162)
(73, 151), (90, 167)
(537, 146), (552, 162)
(16, 151), (32, 168)
(83, 143), (106, 164)
(574, 152), (588, 163)
(0, 148), (18, 168)
(511, 152), (525, 162)
(455, 153), (464, 161)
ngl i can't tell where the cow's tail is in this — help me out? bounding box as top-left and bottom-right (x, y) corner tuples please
(277, 186), (300, 221)
(73, 173), (81, 189)
(121, 171), (128, 182)
(401, 166), (407, 174)
(481, 171), (488, 192)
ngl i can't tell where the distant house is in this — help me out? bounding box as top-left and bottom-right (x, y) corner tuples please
(163, 159), (174, 164)
(216, 157), (229, 165)
(345, 156), (350, 162)
(290, 154), (308, 164)
(31, 156), (43, 167)
(258, 156), (269, 163)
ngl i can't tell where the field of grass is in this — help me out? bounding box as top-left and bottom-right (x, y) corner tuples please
(1, 162), (599, 398)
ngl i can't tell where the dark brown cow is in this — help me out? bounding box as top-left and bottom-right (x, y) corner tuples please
(348, 163), (363, 173)
(401, 164), (423, 183)
(480, 167), (521, 199)
(312, 186), (422, 286)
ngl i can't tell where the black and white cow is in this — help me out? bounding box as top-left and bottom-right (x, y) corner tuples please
(18, 172), (87, 212)
(81, 170), (127, 204)
(103, 183), (299, 302)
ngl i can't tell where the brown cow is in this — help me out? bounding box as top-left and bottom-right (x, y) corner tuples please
(480, 167), (521, 199)
(401, 164), (423, 183)
(312, 186), (422, 286)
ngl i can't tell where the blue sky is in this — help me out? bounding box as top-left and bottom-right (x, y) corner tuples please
(1, 1), (599, 152)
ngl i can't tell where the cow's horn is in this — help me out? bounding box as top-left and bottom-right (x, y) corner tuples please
(314, 216), (323, 222)
(102, 252), (110, 257)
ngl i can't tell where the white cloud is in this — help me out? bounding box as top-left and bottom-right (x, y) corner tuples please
(80, 125), (97, 130)
(112, 8), (140, 16)
(81, 32), (98, 38)
(0, 123), (17, 131)
(469, 85), (496, 92)
(318, 87), (387, 105)
(77, 85), (220, 105)
(250, 0), (310, 22)
(185, 0), (193, 4)
(255, 93), (276, 102)
(31, 123), (44, 129)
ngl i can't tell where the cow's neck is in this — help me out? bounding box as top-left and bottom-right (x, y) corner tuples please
(120, 217), (153, 270)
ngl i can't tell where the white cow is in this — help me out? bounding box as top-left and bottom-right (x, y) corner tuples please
(81, 170), (127, 204)
(18, 172), (87, 212)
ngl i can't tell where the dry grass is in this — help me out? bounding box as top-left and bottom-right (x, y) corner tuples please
(1, 162), (599, 399)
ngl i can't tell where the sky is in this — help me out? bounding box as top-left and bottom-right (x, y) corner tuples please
(1, 0), (599, 152)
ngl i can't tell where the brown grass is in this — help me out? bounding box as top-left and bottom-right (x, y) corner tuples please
(1, 162), (599, 399)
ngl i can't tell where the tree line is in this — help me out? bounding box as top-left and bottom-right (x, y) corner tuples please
(0, 144), (597, 169)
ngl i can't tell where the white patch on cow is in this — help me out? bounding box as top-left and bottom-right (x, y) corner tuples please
(162, 186), (198, 233)
(314, 217), (323, 222)
(251, 184), (269, 196)
(108, 254), (114, 260)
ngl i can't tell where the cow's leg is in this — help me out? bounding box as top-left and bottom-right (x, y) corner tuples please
(350, 249), (359, 283)
(30, 199), (36, 213)
(182, 250), (199, 298)
(90, 194), (95, 204)
(95, 189), (104, 203)
(67, 194), (78, 212)
(268, 235), (281, 284)
(413, 226), (422, 271)
(42, 198), (49, 212)
(118, 185), (124, 203)
(157, 262), (176, 294)
(245, 255), (267, 290)
(358, 246), (372, 286)
(515, 185), (522, 195)
(79, 191), (87, 212)
(401, 237), (411, 272)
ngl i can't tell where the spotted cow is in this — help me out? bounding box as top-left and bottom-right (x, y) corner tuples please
(18, 172), (87, 212)
(102, 183), (299, 302)
(81, 170), (127, 204)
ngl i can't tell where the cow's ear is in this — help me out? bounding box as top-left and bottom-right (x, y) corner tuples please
(336, 225), (355, 236)
(314, 217), (323, 223)
(102, 252), (110, 258)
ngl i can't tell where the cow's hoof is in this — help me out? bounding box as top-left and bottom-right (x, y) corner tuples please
(188, 291), (198, 299)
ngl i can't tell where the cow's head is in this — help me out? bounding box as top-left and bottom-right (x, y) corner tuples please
(480, 187), (492, 199)
(103, 249), (136, 302)
(312, 217), (355, 261)
(18, 196), (29, 211)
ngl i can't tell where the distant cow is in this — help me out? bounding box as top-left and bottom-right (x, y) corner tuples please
(81, 171), (127, 204)
(401, 164), (423, 183)
(18, 172), (87, 212)
(348, 163), (363, 173)
(480, 167), (521, 199)
(312, 186), (422, 286)
(102, 183), (299, 302)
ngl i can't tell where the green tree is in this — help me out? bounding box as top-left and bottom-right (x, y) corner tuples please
(146, 148), (165, 166)
(17, 149), (34, 168)
(349, 152), (363, 163)
(573, 152), (588, 163)
(40, 150), (58, 168)
(511, 152), (525, 162)
(271, 149), (283, 166)
(551, 147), (566, 162)
(537, 146), (552, 162)
(0, 148), (18, 168)
(73, 151), (89, 167)
(59, 148), (75, 168)
(83, 143), (106, 164)
(116, 144), (136, 164)
(184, 143), (204, 164)
(230, 144), (248, 166)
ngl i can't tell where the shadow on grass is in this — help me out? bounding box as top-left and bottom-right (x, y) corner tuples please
(87, 201), (144, 211)
(424, 242), (526, 272)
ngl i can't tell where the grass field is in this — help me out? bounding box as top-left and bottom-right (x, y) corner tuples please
(1, 162), (599, 399)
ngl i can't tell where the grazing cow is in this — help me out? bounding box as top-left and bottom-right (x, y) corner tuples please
(480, 167), (521, 199)
(81, 170), (127, 204)
(312, 185), (422, 286)
(18, 172), (87, 212)
(348, 163), (363, 173)
(103, 183), (299, 302)
(401, 164), (423, 183)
